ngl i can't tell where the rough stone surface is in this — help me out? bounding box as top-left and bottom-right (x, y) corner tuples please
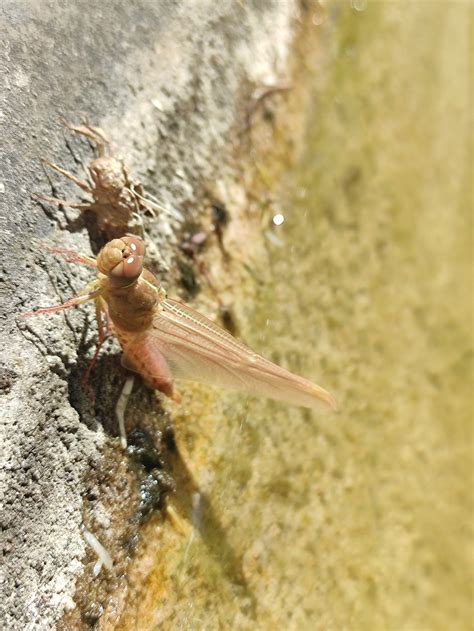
(0, 1), (298, 629)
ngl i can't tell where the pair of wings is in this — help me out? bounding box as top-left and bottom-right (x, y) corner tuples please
(146, 298), (336, 411)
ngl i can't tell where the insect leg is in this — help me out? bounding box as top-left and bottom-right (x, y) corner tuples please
(46, 247), (97, 266)
(21, 292), (99, 318)
(115, 375), (135, 449)
(42, 159), (93, 193)
(32, 192), (91, 210)
(95, 300), (108, 344)
(81, 299), (111, 386)
(105, 314), (113, 337)
(63, 121), (109, 158)
(21, 283), (103, 318)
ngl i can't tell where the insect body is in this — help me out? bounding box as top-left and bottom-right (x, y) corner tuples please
(25, 237), (336, 443)
(34, 123), (156, 238)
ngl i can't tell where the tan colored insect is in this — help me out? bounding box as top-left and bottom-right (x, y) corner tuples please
(34, 122), (157, 238)
(24, 236), (336, 445)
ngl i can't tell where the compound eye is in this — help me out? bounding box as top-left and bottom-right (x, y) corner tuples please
(97, 236), (145, 282)
(110, 236), (144, 280)
(121, 235), (145, 258)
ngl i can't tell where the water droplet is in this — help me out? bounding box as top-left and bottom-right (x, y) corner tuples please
(272, 213), (285, 226)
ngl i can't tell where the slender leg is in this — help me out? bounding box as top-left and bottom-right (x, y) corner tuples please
(81, 301), (110, 386)
(21, 286), (102, 318)
(42, 159), (93, 193)
(32, 192), (91, 210)
(63, 121), (109, 158)
(103, 306), (112, 337)
(115, 375), (135, 449)
(95, 300), (107, 345)
(46, 247), (97, 266)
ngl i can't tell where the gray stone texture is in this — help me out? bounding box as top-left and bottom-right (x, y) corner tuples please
(0, 1), (297, 628)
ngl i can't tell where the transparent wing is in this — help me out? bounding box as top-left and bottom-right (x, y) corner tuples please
(151, 299), (336, 410)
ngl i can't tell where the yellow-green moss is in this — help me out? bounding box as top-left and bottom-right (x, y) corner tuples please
(116, 3), (472, 629)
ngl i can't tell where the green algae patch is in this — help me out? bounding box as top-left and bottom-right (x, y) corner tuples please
(115, 3), (472, 630)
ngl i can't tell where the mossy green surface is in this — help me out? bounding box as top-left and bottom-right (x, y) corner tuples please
(117, 3), (472, 629)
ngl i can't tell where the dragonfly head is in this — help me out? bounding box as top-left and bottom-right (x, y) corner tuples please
(97, 235), (145, 286)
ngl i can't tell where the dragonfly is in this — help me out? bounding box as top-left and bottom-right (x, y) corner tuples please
(24, 236), (336, 446)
